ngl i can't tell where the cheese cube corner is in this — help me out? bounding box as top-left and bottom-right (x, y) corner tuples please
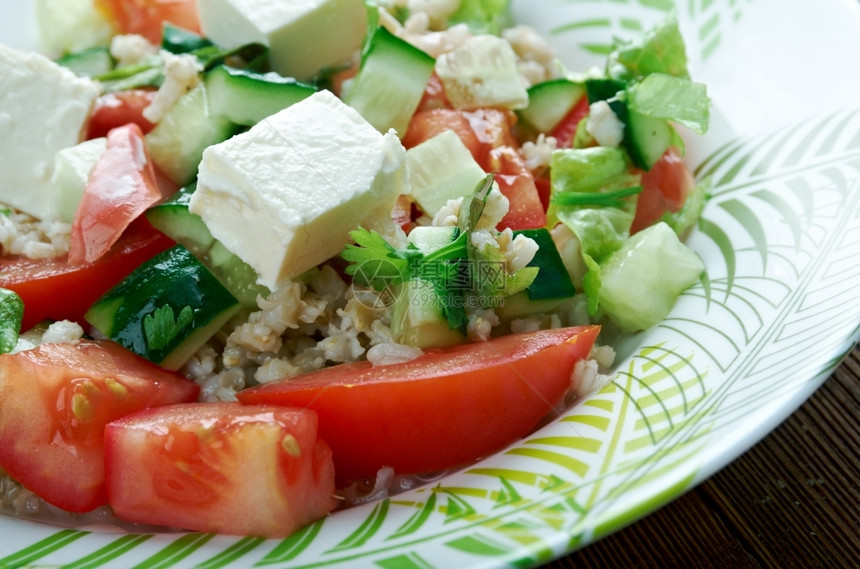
(197, 0), (367, 81)
(190, 90), (407, 290)
(0, 43), (99, 219)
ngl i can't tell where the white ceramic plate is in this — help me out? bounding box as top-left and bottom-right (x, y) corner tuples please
(2, 1), (860, 567)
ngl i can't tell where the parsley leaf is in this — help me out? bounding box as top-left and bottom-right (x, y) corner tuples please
(0, 288), (24, 354)
(143, 304), (194, 351)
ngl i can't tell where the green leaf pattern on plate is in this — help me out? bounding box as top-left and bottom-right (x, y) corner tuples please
(3, 2), (860, 568)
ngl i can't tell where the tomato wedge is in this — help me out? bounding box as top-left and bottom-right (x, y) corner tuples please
(0, 218), (174, 331)
(95, 0), (200, 44)
(104, 402), (336, 537)
(238, 326), (600, 480)
(0, 340), (199, 512)
(69, 123), (170, 265)
(487, 145), (546, 230)
(550, 94), (590, 149)
(630, 148), (694, 234)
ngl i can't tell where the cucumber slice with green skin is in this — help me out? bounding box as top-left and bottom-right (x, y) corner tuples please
(496, 292), (570, 321)
(584, 77), (672, 171)
(517, 78), (585, 134)
(56, 47), (114, 77)
(145, 185), (268, 308)
(204, 65), (317, 127)
(85, 245), (240, 371)
(206, 241), (269, 308)
(624, 107), (674, 170)
(161, 22), (214, 54)
(145, 84), (239, 186)
(513, 228), (576, 301)
(585, 77), (627, 104)
(145, 183), (214, 256)
(345, 25), (435, 137)
(390, 280), (466, 350)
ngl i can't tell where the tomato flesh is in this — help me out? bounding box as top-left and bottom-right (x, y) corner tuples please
(104, 402), (336, 537)
(95, 0), (200, 44)
(487, 145), (546, 230)
(0, 340), (199, 512)
(0, 218), (174, 331)
(630, 148), (694, 234)
(238, 326), (600, 480)
(86, 90), (158, 140)
(550, 95), (590, 149)
(70, 123), (169, 265)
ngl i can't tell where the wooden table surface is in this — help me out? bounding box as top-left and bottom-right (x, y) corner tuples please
(543, 342), (860, 568)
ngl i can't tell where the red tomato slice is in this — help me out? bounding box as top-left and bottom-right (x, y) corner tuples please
(238, 326), (600, 481)
(630, 148), (694, 234)
(95, 0), (200, 44)
(69, 123), (169, 265)
(104, 402), (336, 537)
(0, 218), (174, 331)
(0, 340), (199, 512)
(402, 108), (481, 155)
(550, 94), (590, 149)
(86, 90), (158, 140)
(487, 146), (547, 230)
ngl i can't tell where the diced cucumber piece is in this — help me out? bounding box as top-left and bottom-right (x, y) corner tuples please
(204, 65), (317, 126)
(585, 77), (627, 104)
(407, 226), (460, 255)
(145, 184), (268, 308)
(0, 288), (24, 354)
(56, 47), (114, 77)
(390, 280), (465, 349)
(513, 229), (576, 301)
(345, 25), (435, 137)
(145, 184), (215, 256)
(584, 76), (673, 170)
(85, 245), (241, 371)
(206, 241), (269, 308)
(496, 292), (570, 321)
(145, 84), (238, 186)
(598, 222), (704, 332)
(517, 78), (585, 134)
(406, 130), (487, 216)
(624, 107), (674, 171)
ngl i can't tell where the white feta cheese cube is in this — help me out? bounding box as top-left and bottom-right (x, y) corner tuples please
(586, 100), (625, 148)
(435, 35), (529, 110)
(0, 43), (99, 220)
(189, 90), (406, 290)
(196, 0), (367, 80)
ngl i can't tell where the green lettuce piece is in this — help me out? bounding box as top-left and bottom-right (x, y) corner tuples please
(662, 176), (712, 238)
(0, 288), (24, 354)
(448, 0), (511, 35)
(550, 147), (632, 194)
(555, 207), (634, 315)
(627, 73), (710, 134)
(598, 222), (704, 332)
(609, 13), (689, 80)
